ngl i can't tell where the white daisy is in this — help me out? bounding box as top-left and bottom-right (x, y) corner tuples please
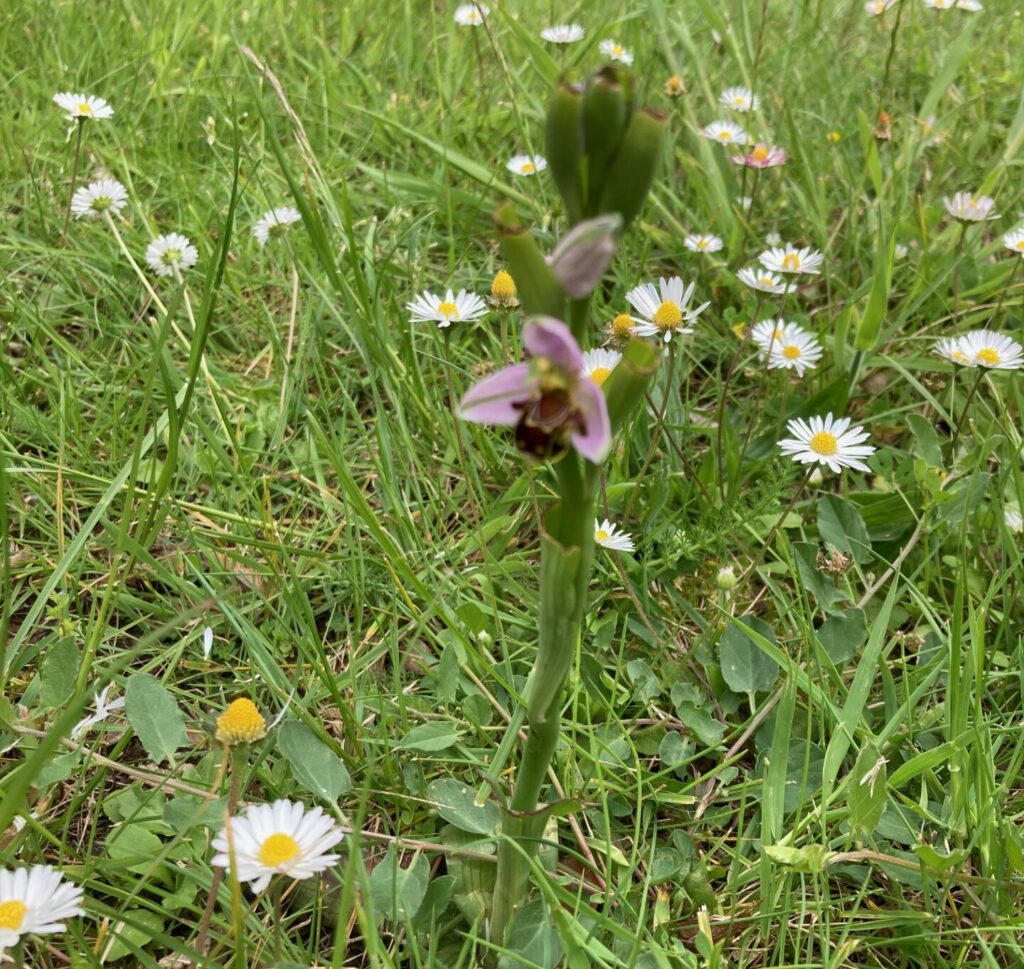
(541, 23), (584, 44)
(595, 519), (634, 552)
(506, 154), (547, 176)
(933, 336), (971, 366)
(736, 195), (754, 210)
(943, 192), (998, 223)
(894, 242), (909, 259)
(144, 233), (198, 277)
(599, 39), (633, 64)
(253, 207), (301, 246)
(767, 328), (823, 378)
(0, 866), (84, 958)
(954, 0), (982, 8)
(957, 330), (1024, 370)
(53, 92), (114, 121)
(1003, 228), (1024, 256)
(758, 245), (825, 275)
(684, 233), (724, 254)
(71, 684), (125, 740)
(750, 318), (802, 351)
(582, 348), (622, 387)
(626, 276), (709, 343)
(736, 267), (797, 295)
(406, 288), (487, 327)
(1005, 507), (1023, 534)
(719, 86), (760, 112)
(70, 178), (128, 219)
(924, 0), (980, 8)
(211, 799), (344, 893)
(865, 0), (896, 13)
(777, 413), (876, 474)
(702, 120), (748, 145)
(454, 3), (488, 25)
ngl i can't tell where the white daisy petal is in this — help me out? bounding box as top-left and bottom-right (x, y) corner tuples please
(253, 207), (301, 246)
(144, 233), (199, 277)
(53, 92), (114, 121)
(777, 412), (876, 473)
(595, 518), (635, 552)
(70, 178), (128, 220)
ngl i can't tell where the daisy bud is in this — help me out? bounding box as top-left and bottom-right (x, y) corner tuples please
(545, 79), (585, 223)
(808, 467), (825, 487)
(716, 565), (738, 591)
(546, 214), (621, 298)
(494, 202), (566, 319)
(610, 313), (636, 341)
(490, 269), (519, 308)
(664, 75), (685, 97)
(216, 698), (268, 746)
(597, 108), (668, 229)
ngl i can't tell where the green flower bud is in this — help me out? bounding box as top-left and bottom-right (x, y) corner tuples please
(597, 108), (668, 229)
(545, 79), (585, 224)
(494, 202), (566, 319)
(581, 68), (629, 216)
(716, 566), (738, 591)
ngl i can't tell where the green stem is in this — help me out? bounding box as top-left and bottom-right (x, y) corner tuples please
(61, 119), (85, 244)
(623, 342), (675, 522)
(951, 221), (967, 320)
(949, 368), (985, 451)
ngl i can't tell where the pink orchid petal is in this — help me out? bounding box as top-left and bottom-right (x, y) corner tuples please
(523, 317), (583, 373)
(458, 363), (536, 425)
(571, 379), (612, 463)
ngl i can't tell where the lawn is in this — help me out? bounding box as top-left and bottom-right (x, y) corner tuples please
(2, 0), (1024, 966)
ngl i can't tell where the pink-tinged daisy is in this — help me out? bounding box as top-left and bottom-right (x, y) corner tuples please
(211, 800), (343, 894)
(599, 39), (633, 64)
(53, 92), (113, 121)
(943, 192), (998, 222)
(684, 233), (724, 254)
(70, 178), (128, 219)
(506, 154), (547, 176)
(406, 288), (487, 327)
(541, 23), (584, 44)
(778, 414), (876, 473)
(759, 245), (824, 275)
(582, 348), (622, 387)
(719, 86), (759, 112)
(0, 866), (85, 959)
(454, 3), (488, 25)
(459, 316), (611, 462)
(767, 327), (823, 378)
(736, 267), (798, 294)
(626, 276), (709, 343)
(594, 519), (634, 552)
(702, 120), (747, 145)
(1002, 228), (1024, 255)
(732, 143), (786, 169)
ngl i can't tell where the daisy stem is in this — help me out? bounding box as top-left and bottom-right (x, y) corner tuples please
(749, 0), (771, 91)
(951, 221), (968, 320)
(272, 878), (285, 963)
(949, 368), (985, 451)
(104, 213), (168, 316)
(12, 940), (24, 969)
(737, 169), (762, 259)
(623, 342), (675, 522)
(717, 295), (764, 502)
(740, 465), (815, 582)
(878, 0), (908, 112)
(60, 119), (85, 245)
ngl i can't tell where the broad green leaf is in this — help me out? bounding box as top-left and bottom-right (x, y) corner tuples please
(277, 721), (351, 803)
(848, 743), (887, 840)
(792, 542), (841, 609)
(124, 673), (187, 766)
(367, 847), (429, 923)
(427, 779), (499, 835)
(40, 639), (78, 708)
(816, 608), (867, 665)
(783, 740), (825, 814)
(411, 874), (456, 932)
(498, 897), (563, 969)
(105, 824), (164, 874)
(763, 843), (832, 873)
(854, 220), (895, 352)
(396, 721), (460, 753)
(817, 495), (872, 565)
(102, 910), (166, 963)
(719, 616), (780, 695)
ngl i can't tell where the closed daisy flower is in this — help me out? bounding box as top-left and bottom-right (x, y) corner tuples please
(454, 3), (488, 25)
(1005, 507), (1023, 534)
(70, 178), (128, 219)
(216, 698), (268, 745)
(684, 233), (723, 254)
(778, 414), (876, 473)
(407, 288), (486, 327)
(506, 154), (547, 176)
(582, 348), (622, 387)
(1003, 228), (1024, 255)
(719, 86), (759, 112)
(943, 192), (998, 222)
(53, 92), (113, 121)
(703, 120), (747, 145)
(607, 312), (636, 344)
(767, 327), (823, 377)
(595, 519), (634, 552)
(0, 866), (84, 958)
(489, 269), (519, 308)
(956, 330), (1023, 369)
(599, 39), (633, 64)
(211, 800), (343, 893)
(664, 74), (686, 97)
(626, 276), (709, 343)
(732, 144), (786, 169)
(759, 245), (824, 275)
(541, 23), (584, 43)
(253, 207), (301, 246)
(736, 267), (797, 294)
(145, 233), (198, 277)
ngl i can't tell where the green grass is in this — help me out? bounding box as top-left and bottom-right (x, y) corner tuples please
(2, 0), (1024, 966)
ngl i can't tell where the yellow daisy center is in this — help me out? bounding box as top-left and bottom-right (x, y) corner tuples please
(719, 130), (733, 141)
(652, 300), (683, 329)
(1015, 240), (1024, 251)
(809, 431), (838, 456)
(259, 833), (301, 868)
(732, 96), (746, 106)
(752, 146), (769, 162)
(611, 313), (635, 337)
(161, 248), (181, 265)
(491, 270), (516, 299)
(783, 345), (801, 359)
(782, 252), (801, 271)
(696, 238), (709, 250)
(976, 347), (1000, 365)
(437, 301), (460, 320)
(78, 102), (92, 114)
(612, 44), (624, 56)
(520, 161), (535, 174)
(759, 276), (776, 287)
(215, 698), (267, 745)
(595, 529), (609, 542)
(589, 367), (612, 387)
(0, 900), (27, 931)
